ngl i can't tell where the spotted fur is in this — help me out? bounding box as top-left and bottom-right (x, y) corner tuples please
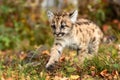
(46, 10), (103, 70)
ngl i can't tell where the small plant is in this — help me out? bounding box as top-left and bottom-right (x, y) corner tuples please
(83, 44), (120, 79)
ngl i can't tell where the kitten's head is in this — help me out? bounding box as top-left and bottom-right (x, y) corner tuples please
(47, 10), (78, 37)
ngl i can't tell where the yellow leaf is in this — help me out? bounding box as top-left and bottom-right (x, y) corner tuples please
(69, 51), (76, 57)
(70, 75), (80, 80)
(90, 66), (96, 71)
(65, 56), (70, 61)
(1, 77), (5, 80)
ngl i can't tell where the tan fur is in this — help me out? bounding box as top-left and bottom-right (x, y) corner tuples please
(46, 10), (103, 70)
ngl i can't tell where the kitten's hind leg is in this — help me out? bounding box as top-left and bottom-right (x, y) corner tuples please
(90, 39), (101, 54)
(77, 47), (93, 64)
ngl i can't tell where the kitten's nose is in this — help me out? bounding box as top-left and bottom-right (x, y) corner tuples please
(56, 33), (60, 37)
(53, 32), (60, 37)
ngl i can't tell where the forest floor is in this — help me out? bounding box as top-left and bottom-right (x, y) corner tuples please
(0, 42), (120, 80)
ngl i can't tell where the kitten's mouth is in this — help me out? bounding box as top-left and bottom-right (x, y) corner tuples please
(54, 33), (65, 37)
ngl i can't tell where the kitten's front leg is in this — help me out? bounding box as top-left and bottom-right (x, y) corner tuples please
(46, 41), (64, 70)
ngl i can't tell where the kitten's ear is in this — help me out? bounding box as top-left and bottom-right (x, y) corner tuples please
(69, 10), (78, 23)
(47, 10), (54, 21)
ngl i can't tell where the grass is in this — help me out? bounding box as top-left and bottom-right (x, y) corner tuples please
(0, 42), (120, 80)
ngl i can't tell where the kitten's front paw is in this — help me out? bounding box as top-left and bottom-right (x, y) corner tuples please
(46, 64), (54, 71)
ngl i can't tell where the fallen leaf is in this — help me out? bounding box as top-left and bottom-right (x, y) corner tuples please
(108, 75), (113, 80)
(6, 77), (13, 80)
(91, 71), (96, 77)
(70, 75), (80, 80)
(1, 77), (5, 80)
(19, 51), (27, 60)
(26, 76), (31, 80)
(69, 51), (76, 57)
(90, 66), (96, 71)
(60, 56), (65, 62)
(112, 70), (119, 79)
(113, 75), (118, 79)
(42, 50), (50, 55)
(40, 72), (43, 77)
(102, 24), (109, 32)
(82, 74), (93, 80)
(100, 69), (107, 77)
(65, 56), (70, 61)
(113, 19), (119, 24)
(52, 76), (68, 80)
(46, 75), (50, 80)
(54, 76), (61, 80)
(60, 77), (68, 80)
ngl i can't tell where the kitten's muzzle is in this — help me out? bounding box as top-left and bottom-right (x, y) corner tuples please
(54, 32), (65, 37)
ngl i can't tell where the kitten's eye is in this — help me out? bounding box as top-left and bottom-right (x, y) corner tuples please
(51, 25), (56, 29)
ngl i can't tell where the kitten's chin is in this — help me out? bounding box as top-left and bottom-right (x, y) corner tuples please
(55, 35), (65, 39)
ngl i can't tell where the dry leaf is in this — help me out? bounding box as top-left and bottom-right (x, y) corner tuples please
(102, 24), (109, 32)
(19, 52), (27, 60)
(1, 77), (5, 80)
(91, 71), (96, 77)
(65, 56), (70, 61)
(52, 76), (68, 80)
(42, 50), (50, 55)
(46, 75), (50, 80)
(100, 69), (107, 77)
(70, 75), (80, 80)
(6, 77), (13, 80)
(26, 76), (31, 80)
(60, 56), (65, 62)
(112, 70), (119, 79)
(113, 19), (119, 24)
(40, 72), (43, 77)
(54, 76), (62, 80)
(82, 74), (93, 80)
(69, 51), (76, 57)
(108, 75), (113, 80)
(90, 66), (96, 71)
(115, 70), (119, 76)
(60, 77), (68, 80)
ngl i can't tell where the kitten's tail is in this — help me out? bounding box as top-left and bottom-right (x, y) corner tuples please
(102, 35), (117, 44)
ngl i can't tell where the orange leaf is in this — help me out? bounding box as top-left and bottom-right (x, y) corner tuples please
(100, 69), (107, 77)
(60, 56), (65, 62)
(113, 19), (119, 24)
(108, 75), (113, 80)
(6, 78), (13, 80)
(42, 50), (50, 55)
(102, 24), (109, 32)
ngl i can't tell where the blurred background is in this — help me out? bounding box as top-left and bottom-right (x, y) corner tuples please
(0, 0), (120, 51)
